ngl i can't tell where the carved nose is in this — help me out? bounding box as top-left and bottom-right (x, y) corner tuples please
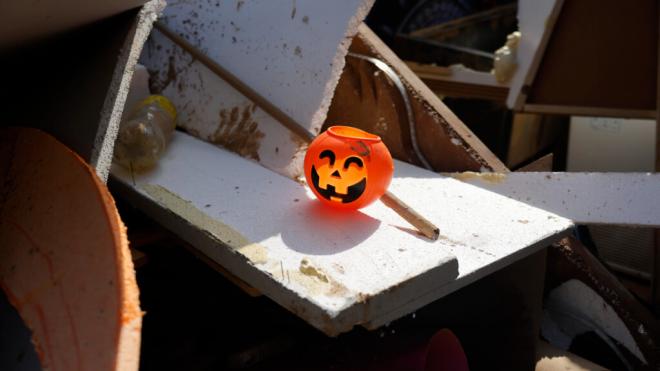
(331, 170), (341, 178)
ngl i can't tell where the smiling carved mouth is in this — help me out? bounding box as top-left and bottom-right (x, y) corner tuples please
(311, 166), (366, 204)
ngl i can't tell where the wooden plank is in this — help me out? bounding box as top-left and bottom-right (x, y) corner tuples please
(141, 0), (374, 179)
(517, 153), (553, 172)
(547, 238), (660, 366)
(450, 172), (660, 227)
(1, 1), (163, 182)
(406, 61), (509, 101)
(109, 131), (572, 335)
(523, 104), (656, 119)
(326, 24), (508, 173)
(527, 0), (658, 112)
(506, 0), (564, 109)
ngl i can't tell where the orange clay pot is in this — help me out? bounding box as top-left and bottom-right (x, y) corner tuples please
(304, 125), (394, 209)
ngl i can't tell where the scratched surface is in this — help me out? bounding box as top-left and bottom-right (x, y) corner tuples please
(140, 0), (374, 178)
(449, 172), (660, 227)
(111, 132), (573, 335)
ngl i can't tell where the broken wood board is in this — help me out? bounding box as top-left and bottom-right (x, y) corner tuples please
(0, 127), (141, 371)
(141, 0), (374, 179)
(326, 24), (508, 173)
(450, 172), (660, 227)
(1, 1), (163, 182)
(0, 0), (146, 48)
(405, 62), (509, 102)
(110, 131), (573, 335)
(508, 0), (658, 118)
(526, 0), (658, 114)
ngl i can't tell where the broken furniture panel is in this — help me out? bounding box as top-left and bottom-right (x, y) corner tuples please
(0, 0), (163, 182)
(141, 0), (374, 179)
(326, 24), (508, 173)
(507, 0), (658, 118)
(0, 128), (141, 371)
(110, 131), (573, 335)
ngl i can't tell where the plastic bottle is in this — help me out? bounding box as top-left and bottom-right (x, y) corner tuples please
(113, 95), (177, 171)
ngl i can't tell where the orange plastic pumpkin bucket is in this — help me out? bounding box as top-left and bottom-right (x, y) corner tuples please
(304, 125), (394, 209)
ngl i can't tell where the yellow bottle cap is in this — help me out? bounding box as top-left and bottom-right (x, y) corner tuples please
(137, 95), (177, 120)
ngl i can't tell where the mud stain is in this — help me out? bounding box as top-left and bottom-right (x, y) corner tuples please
(300, 258), (328, 283)
(236, 0), (244, 11)
(210, 104), (264, 161)
(451, 171), (506, 184)
(289, 258), (349, 297)
(294, 46), (303, 58)
(150, 55), (178, 94)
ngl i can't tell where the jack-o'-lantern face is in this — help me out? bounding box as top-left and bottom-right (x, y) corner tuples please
(311, 149), (367, 204)
(304, 126), (394, 209)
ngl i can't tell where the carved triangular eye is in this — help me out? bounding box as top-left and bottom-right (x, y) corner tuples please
(319, 150), (335, 165)
(343, 157), (363, 170)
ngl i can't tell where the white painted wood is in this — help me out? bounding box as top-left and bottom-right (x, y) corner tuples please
(450, 172), (660, 227)
(110, 131), (573, 334)
(140, 0), (374, 178)
(506, 0), (561, 109)
(142, 32), (306, 178)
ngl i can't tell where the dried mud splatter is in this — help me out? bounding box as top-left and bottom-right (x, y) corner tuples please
(210, 104), (264, 161)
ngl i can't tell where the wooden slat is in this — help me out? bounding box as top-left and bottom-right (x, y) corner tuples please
(406, 61), (510, 101)
(522, 104), (656, 119)
(141, 0), (374, 179)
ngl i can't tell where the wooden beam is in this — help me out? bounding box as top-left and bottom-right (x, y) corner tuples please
(516, 153), (553, 172)
(523, 104), (656, 119)
(406, 61), (510, 101)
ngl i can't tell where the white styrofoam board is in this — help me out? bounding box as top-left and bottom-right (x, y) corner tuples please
(505, 0), (559, 108)
(141, 0), (374, 178)
(110, 131), (573, 335)
(450, 172), (660, 228)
